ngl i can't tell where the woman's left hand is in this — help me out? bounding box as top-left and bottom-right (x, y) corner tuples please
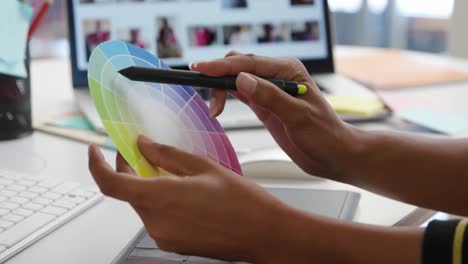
(88, 135), (296, 263)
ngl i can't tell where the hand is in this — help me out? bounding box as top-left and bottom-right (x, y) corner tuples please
(88, 136), (297, 263)
(191, 52), (359, 179)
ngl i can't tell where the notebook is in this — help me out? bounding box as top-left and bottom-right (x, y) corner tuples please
(336, 49), (468, 90)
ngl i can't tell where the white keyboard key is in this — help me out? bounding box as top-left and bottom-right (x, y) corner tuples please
(3, 214), (24, 223)
(16, 180), (37, 187)
(0, 173), (22, 180)
(33, 197), (52, 206)
(51, 183), (81, 195)
(0, 208), (9, 216)
(41, 192), (61, 200)
(52, 200), (76, 210)
(0, 220), (14, 229)
(69, 190), (95, 199)
(41, 206), (67, 216)
(0, 179), (13, 185)
(23, 203), (43, 211)
(63, 195), (85, 205)
(7, 185), (27, 192)
(28, 186), (48, 194)
(0, 212), (56, 247)
(38, 179), (61, 189)
(9, 197), (29, 205)
(0, 202), (20, 210)
(13, 208), (34, 217)
(83, 186), (100, 193)
(0, 190), (17, 197)
(19, 191), (39, 199)
(22, 176), (43, 182)
(0, 171), (103, 262)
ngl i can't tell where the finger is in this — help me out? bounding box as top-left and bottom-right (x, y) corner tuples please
(193, 54), (323, 107)
(88, 145), (154, 203)
(89, 145), (186, 208)
(187, 51), (245, 70)
(224, 50), (243, 58)
(137, 135), (214, 176)
(225, 90), (247, 105)
(261, 115), (321, 173)
(192, 51), (239, 117)
(116, 152), (135, 175)
(209, 89), (227, 118)
(236, 72), (307, 124)
(192, 55), (305, 81)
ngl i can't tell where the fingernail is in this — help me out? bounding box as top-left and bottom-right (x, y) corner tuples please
(89, 144), (96, 154)
(138, 135), (153, 146)
(89, 145), (103, 159)
(189, 61), (204, 70)
(237, 72), (257, 97)
(210, 97), (219, 118)
(189, 62), (200, 70)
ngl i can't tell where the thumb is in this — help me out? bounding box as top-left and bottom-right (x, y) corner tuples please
(236, 72), (306, 123)
(137, 135), (213, 176)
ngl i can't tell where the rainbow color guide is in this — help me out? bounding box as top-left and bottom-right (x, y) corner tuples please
(87, 40), (242, 177)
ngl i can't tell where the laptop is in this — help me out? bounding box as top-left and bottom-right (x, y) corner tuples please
(66, 0), (389, 132)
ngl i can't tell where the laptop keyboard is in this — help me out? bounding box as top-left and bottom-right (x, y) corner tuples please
(0, 170), (102, 263)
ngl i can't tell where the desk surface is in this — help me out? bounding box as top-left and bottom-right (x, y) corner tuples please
(2, 47), (468, 263)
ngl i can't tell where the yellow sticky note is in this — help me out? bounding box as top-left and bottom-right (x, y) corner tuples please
(325, 95), (384, 116)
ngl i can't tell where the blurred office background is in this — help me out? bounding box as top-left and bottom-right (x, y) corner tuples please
(30, 0), (455, 58)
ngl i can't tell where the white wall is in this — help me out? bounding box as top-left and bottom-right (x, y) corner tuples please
(449, 0), (468, 59)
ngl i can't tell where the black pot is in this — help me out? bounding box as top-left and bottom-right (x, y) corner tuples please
(0, 48), (32, 140)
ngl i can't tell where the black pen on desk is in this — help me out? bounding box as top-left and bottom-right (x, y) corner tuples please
(118, 66), (308, 96)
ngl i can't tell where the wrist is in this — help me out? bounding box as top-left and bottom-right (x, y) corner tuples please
(333, 124), (374, 184)
(253, 204), (341, 264)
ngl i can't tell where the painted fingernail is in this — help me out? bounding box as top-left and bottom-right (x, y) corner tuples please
(237, 72), (257, 97)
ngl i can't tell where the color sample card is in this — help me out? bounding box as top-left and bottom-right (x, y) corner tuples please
(87, 40), (242, 177)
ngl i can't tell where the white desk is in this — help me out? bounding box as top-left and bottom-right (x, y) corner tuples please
(2, 47), (468, 263)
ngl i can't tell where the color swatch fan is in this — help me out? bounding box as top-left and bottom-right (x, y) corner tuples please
(87, 40), (242, 177)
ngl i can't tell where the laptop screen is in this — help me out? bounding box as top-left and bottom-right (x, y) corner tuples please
(67, 0), (334, 87)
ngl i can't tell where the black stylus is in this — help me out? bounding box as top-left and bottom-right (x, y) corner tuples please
(118, 66), (308, 96)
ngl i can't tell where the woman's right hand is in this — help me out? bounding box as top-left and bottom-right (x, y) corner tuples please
(191, 52), (361, 180)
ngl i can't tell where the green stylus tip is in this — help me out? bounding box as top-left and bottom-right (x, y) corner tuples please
(298, 84), (308, 95)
